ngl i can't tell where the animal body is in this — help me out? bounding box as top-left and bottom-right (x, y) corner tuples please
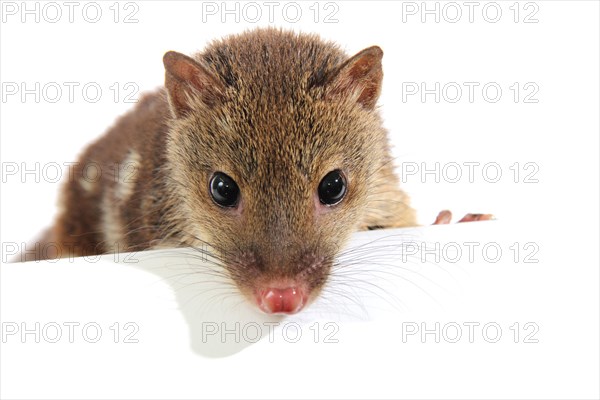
(28, 28), (490, 314)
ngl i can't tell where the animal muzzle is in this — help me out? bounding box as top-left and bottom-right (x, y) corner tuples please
(255, 286), (308, 314)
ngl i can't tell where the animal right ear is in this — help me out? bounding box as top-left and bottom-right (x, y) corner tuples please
(324, 46), (383, 110)
(163, 51), (225, 117)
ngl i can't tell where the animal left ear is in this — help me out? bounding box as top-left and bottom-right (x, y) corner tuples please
(163, 51), (225, 117)
(325, 46), (383, 110)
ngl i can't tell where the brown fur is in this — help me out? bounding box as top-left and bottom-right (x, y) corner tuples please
(30, 28), (416, 303)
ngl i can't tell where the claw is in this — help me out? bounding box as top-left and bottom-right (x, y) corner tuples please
(433, 210), (495, 225)
(433, 210), (453, 225)
(457, 213), (495, 223)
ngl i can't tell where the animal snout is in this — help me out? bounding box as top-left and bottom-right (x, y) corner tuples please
(256, 286), (307, 314)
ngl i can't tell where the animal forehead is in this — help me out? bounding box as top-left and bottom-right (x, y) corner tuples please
(217, 111), (333, 172)
(241, 143), (318, 183)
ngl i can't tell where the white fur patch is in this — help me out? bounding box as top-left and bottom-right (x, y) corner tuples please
(115, 150), (141, 202)
(79, 177), (95, 192)
(101, 190), (125, 253)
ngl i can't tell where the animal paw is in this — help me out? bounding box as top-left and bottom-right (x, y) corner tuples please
(433, 210), (494, 225)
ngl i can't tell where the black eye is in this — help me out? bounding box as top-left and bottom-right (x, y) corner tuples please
(318, 170), (347, 206)
(210, 172), (240, 208)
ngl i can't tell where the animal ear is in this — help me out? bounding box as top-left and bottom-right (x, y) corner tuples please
(163, 51), (225, 117)
(325, 46), (383, 110)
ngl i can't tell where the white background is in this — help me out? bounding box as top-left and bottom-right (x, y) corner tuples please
(1, 1), (599, 399)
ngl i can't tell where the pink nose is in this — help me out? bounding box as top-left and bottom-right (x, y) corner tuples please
(257, 287), (306, 314)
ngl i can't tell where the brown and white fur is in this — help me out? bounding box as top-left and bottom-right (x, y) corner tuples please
(26, 28), (490, 313)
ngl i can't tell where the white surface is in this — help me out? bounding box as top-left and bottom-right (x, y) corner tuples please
(2, 221), (598, 399)
(1, 1), (599, 399)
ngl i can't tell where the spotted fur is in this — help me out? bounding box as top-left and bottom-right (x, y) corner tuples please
(33, 28), (417, 302)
